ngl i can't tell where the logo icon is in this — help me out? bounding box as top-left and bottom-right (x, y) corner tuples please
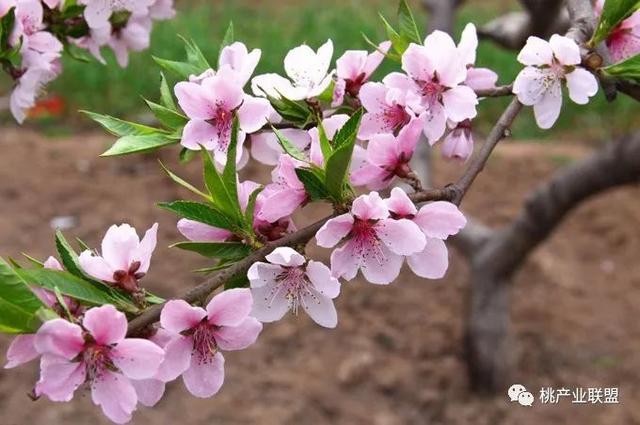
(508, 384), (534, 407)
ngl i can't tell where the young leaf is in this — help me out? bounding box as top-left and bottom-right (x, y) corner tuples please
(55, 231), (86, 278)
(397, 0), (422, 44)
(179, 35), (211, 72)
(362, 32), (401, 62)
(325, 142), (356, 202)
(272, 126), (307, 161)
(201, 149), (242, 220)
(317, 122), (333, 165)
(222, 118), (240, 209)
(153, 57), (202, 80)
(101, 134), (178, 156)
(332, 108), (363, 150)
(144, 99), (188, 129)
(159, 161), (211, 200)
(243, 186), (264, 230)
(171, 242), (251, 259)
(82, 111), (165, 137)
(0, 258), (44, 333)
(591, 0), (640, 45)
(158, 201), (236, 231)
(601, 53), (640, 82)
(379, 14), (409, 55)
(295, 168), (330, 201)
(179, 148), (197, 163)
(159, 72), (177, 110)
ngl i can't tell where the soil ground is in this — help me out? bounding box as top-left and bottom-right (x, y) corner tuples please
(0, 129), (639, 425)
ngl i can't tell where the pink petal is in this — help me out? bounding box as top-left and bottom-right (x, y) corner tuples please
(375, 218), (426, 255)
(513, 66), (548, 106)
(414, 201), (467, 239)
(517, 36), (553, 66)
(250, 281), (291, 322)
(34, 319), (84, 359)
(458, 23), (478, 66)
(315, 213), (354, 248)
(384, 187), (417, 217)
(83, 305), (127, 346)
(358, 81), (388, 113)
(336, 50), (367, 80)
(101, 223), (139, 272)
(177, 218), (232, 242)
(83, 1), (110, 29)
(181, 119), (219, 150)
(133, 222), (158, 274)
(5, 334), (38, 369)
(218, 42), (261, 87)
(238, 95), (272, 133)
(174, 81), (213, 119)
(43, 256), (63, 270)
(465, 67), (498, 91)
(330, 242), (360, 281)
(78, 250), (115, 282)
(533, 81), (563, 129)
(257, 186), (306, 223)
(565, 68), (598, 105)
(442, 85), (478, 123)
(351, 192), (389, 221)
(306, 260), (341, 299)
(182, 352), (225, 398)
(265, 247), (305, 267)
(396, 115), (424, 158)
(549, 34), (581, 66)
(425, 30), (467, 87)
(247, 262), (282, 288)
(154, 335), (193, 382)
(301, 289), (338, 328)
(360, 244), (403, 285)
(367, 133), (399, 168)
(203, 73), (244, 110)
(206, 288), (253, 327)
(131, 379), (165, 407)
(111, 338), (165, 380)
(402, 43), (434, 83)
(350, 162), (391, 190)
(161, 300), (206, 334)
(407, 238), (449, 279)
(422, 101), (447, 145)
(362, 40), (391, 77)
(91, 371), (138, 424)
(441, 128), (474, 161)
(213, 317), (262, 351)
(36, 354), (86, 402)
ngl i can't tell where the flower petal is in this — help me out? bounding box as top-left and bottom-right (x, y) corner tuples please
(360, 245), (403, 285)
(160, 300), (207, 334)
(532, 80), (563, 129)
(238, 95), (272, 133)
(265, 246), (306, 267)
(174, 81), (213, 119)
(34, 319), (84, 359)
(91, 371), (138, 424)
(250, 281), (291, 322)
(133, 222), (158, 274)
(565, 68), (598, 105)
(375, 218), (426, 255)
(301, 289), (338, 328)
(78, 250), (116, 282)
(181, 119), (219, 151)
(442, 85), (478, 123)
(206, 288), (253, 327)
(101, 223), (139, 271)
(549, 34), (581, 65)
(214, 317), (262, 351)
(83, 305), (127, 345)
(182, 352), (225, 398)
(315, 213), (354, 248)
(407, 238), (449, 279)
(517, 36), (553, 66)
(111, 338), (165, 380)
(5, 334), (39, 369)
(414, 201), (467, 239)
(36, 354), (86, 402)
(352, 192), (389, 221)
(247, 262), (282, 288)
(330, 242), (360, 281)
(177, 218), (232, 242)
(306, 260), (341, 299)
(154, 335), (193, 382)
(384, 187), (417, 217)
(131, 379), (165, 407)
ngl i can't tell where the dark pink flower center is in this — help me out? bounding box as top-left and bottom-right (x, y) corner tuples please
(268, 266), (317, 314)
(206, 104), (234, 151)
(112, 261), (145, 293)
(382, 104), (411, 133)
(191, 320), (219, 364)
(346, 72), (367, 97)
(83, 343), (116, 383)
(348, 218), (385, 264)
(419, 78), (445, 106)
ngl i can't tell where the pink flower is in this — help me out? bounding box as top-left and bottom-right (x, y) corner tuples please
(250, 128), (310, 165)
(358, 81), (418, 140)
(72, 25), (112, 64)
(148, 0), (175, 20)
(385, 30), (478, 144)
(108, 16), (152, 68)
(79, 0), (154, 29)
(257, 155), (308, 223)
(513, 35), (599, 129)
(307, 114), (350, 166)
(219, 42), (261, 87)
(596, 0), (640, 63)
(457, 23), (498, 91)
(248, 247), (340, 328)
(34, 305), (164, 423)
(332, 41), (391, 107)
(350, 116), (424, 189)
(315, 191), (426, 284)
(441, 121), (474, 161)
(158, 289), (262, 398)
(78, 223), (158, 293)
(130, 328), (174, 408)
(0, 0), (15, 17)
(384, 188), (466, 279)
(252, 40), (334, 101)
(174, 71), (271, 166)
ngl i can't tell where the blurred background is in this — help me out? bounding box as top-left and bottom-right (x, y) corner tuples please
(0, 0), (639, 424)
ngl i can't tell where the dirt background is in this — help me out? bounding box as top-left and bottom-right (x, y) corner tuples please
(0, 129), (639, 424)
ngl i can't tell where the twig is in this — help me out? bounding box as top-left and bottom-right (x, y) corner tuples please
(475, 84), (513, 98)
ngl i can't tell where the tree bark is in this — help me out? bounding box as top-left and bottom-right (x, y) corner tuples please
(464, 132), (640, 391)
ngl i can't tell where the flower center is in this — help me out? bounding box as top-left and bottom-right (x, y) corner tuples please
(383, 104), (411, 132)
(349, 219), (385, 265)
(191, 321), (218, 363)
(266, 266), (316, 315)
(83, 343), (116, 383)
(112, 261), (144, 293)
(419, 77), (444, 106)
(206, 104), (233, 151)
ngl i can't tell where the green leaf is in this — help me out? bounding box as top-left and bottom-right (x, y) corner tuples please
(0, 8), (16, 51)
(380, 14), (409, 55)
(362, 32), (401, 62)
(325, 142), (356, 202)
(158, 201), (236, 231)
(272, 126), (307, 161)
(218, 21), (234, 61)
(222, 117), (240, 210)
(159, 161), (211, 200)
(263, 93), (313, 125)
(63, 42), (93, 63)
(153, 57), (202, 80)
(317, 122), (332, 165)
(397, 0), (422, 44)
(332, 108), (363, 150)
(81, 111), (164, 137)
(601, 53), (640, 82)
(171, 242), (251, 259)
(201, 148), (242, 220)
(591, 0), (640, 45)
(243, 186), (263, 230)
(0, 258), (44, 333)
(159, 72), (177, 110)
(55, 231), (85, 278)
(101, 134), (178, 156)
(16, 269), (117, 308)
(295, 168), (330, 201)
(145, 292), (165, 305)
(179, 148), (197, 163)
(179, 35), (211, 72)
(144, 99), (188, 129)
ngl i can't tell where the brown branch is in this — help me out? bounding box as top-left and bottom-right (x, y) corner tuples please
(475, 84), (513, 98)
